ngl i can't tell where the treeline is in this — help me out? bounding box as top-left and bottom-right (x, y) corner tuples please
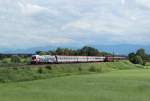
(0, 54), (31, 64)
(128, 48), (150, 65)
(36, 46), (112, 56)
(0, 46), (112, 64)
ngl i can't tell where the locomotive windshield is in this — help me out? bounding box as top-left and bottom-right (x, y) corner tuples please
(32, 56), (36, 60)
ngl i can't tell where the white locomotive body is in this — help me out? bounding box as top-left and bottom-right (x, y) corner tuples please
(31, 55), (56, 64)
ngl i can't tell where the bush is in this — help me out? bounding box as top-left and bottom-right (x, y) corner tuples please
(96, 67), (103, 73)
(22, 58), (30, 64)
(1, 59), (10, 63)
(11, 55), (21, 63)
(78, 67), (82, 72)
(89, 66), (96, 72)
(38, 68), (43, 74)
(45, 65), (52, 70)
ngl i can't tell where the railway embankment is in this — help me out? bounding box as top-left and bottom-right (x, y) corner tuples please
(0, 61), (144, 83)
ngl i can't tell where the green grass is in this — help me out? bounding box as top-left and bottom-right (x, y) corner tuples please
(0, 61), (144, 83)
(0, 61), (143, 83)
(0, 69), (150, 101)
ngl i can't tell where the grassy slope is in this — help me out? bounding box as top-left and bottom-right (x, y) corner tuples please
(0, 69), (150, 101)
(0, 61), (143, 83)
(30, 60), (141, 70)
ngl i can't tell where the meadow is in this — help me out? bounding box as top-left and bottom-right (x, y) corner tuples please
(0, 61), (143, 83)
(0, 69), (150, 101)
(0, 61), (149, 101)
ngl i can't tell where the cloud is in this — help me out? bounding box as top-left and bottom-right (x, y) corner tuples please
(136, 0), (150, 8)
(121, 0), (126, 5)
(18, 2), (48, 16)
(0, 0), (150, 49)
(0, 33), (74, 48)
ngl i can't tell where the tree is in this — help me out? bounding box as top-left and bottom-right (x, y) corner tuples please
(128, 54), (144, 65)
(55, 48), (63, 55)
(78, 46), (100, 56)
(35, 46), (112, 56)
(128, 52), (136, 63)
(55, 48), (77, 56)
(136, 48), (146, 59)
(135, 56), (144, 65)
(136, 48), (149, 64)
(128, 48), (149, 65)
(101, 52), (112, 56)
(48, 50), (56, 55)
(0, 54), (5, 60)
(36, 51), (49, 55)
(11, 55), (21, 63)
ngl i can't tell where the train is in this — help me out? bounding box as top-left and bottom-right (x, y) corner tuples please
(31, 55), (126, 64)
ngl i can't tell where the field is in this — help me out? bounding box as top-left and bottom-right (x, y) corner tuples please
(0, 61), (143, 82)
(0, 69), (150, 101)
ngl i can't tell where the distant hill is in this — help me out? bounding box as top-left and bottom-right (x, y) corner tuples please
(0, 44), (149, 55)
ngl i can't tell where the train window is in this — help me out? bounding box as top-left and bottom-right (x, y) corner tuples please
(32, 56), (36, 60)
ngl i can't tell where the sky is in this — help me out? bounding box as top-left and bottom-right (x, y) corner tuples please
(0, 0), (150, 49)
